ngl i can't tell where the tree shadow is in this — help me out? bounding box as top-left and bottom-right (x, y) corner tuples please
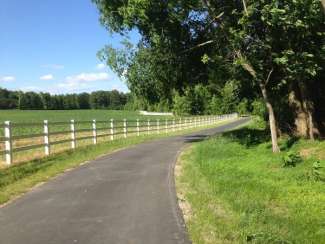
(222, 127), (270, 148)
(183, 134), (210, 143)
(280, 136), (299, 151)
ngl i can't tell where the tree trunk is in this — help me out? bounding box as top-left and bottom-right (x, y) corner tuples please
(307, 109), (315, 140)
(297, 82), (317, 140)
(289, 82), (318, 139)
(289, 85), (309, 137)
(259, 82), (280, 153)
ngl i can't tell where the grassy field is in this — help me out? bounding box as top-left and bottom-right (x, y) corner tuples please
(0, 109), (148, 123)
(176, 119), (325, 244)
(0, 109), (172, 135)
(0, 118), (234, 205)
(0, 109), (175, 164)
(0, 109), (174, 139)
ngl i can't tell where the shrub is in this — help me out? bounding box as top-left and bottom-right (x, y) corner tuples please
(312, 161), (325, 182)
(282, 151), (303, 167)
(252, 99), (267, 119)
(172, 92), (191, 116)
(208, 95), (223, 115)
(237, 98), (249, 115)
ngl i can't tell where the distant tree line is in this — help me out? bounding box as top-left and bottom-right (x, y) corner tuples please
(0, 88), (129, 110)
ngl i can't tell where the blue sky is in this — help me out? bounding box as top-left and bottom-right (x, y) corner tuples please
(0, 0), (139, 94)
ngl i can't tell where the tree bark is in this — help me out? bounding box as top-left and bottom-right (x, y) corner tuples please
(289, 84), (309, 137)
(297, 82), (317, 140)
(321, 0), (325, 11)
(259, 82), (280, 153)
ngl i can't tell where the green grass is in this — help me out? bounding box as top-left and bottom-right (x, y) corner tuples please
(0, 118), (234, 205)
(0, 109), (172, 135)
(177, 120), (325, 244)
(0, 109), (148, 123)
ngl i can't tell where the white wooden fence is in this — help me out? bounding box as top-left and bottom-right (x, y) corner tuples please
(0, 113), (238, 166)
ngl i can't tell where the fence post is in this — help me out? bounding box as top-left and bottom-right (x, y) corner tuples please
(165, 119), (168, 133)
(173, 119), (175, 132)
(4, 121), (12, 165)
(43, 120), (50, 156)
(147, 119), (150, 135)
(137, 119), (140, 136)
(157, 119), (160, 134)
(92, 119), (97, 144)
(179, 118), (181, 130)
(110, 119), (114, 140)
(123, 119), (127, 138)
(70, 119), (76, 149)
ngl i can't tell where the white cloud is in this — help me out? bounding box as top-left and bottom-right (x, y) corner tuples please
(65, 72), (109, 83)
(40, 74), (54, 80)
(0, 76), (15, 82)
(96, 63), (106, 70)
(57, 72), (110, 91)
(19, 86), (42, 92)
(41, 64), (64, 69)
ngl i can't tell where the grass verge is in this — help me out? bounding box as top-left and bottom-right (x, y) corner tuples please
(0, 119), (236, 205)
(176, 119), (325, 244)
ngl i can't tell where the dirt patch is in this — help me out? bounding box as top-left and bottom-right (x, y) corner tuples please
(174, 147), (193, 223)
(300, 148), (317, 159)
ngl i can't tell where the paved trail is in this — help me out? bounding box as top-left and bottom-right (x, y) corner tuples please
(0, 118), (249, 244)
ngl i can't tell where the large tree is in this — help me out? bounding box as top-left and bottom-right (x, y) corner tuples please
(93, 0), (325, 152)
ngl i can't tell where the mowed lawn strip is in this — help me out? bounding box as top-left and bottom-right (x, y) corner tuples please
(0, 118), (235, 205)
(177, 120), (325, 244)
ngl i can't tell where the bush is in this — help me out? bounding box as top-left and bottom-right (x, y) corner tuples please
(172, 92), (191, 116)
(252, 99), (267, 119)
(191, 84), (211, 114)
(220, 79), (240, 113)
(208, 95), (223, 115)
(312, 161), (325, 182)
(282, 151), (303, 167)
(237, 98), (249, 115)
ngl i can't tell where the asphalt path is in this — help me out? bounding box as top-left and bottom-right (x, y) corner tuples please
(0, 117), (249, 244)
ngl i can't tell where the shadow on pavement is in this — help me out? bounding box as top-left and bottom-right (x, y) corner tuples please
(182, 134), (209, 143)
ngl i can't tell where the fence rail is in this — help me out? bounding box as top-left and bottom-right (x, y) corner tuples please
(0, 113), (238, 166)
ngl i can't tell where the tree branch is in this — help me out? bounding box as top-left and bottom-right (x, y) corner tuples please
(235, 50), (257, 78)
(265, 68), (274, 85)
(242, 0), (248, 15)
(182, 40), (215, 53)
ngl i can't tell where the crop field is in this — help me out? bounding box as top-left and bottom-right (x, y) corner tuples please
(0, 109), (163, 124)
(0, 109), (175, 165)
(0, 109), (173, 134)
